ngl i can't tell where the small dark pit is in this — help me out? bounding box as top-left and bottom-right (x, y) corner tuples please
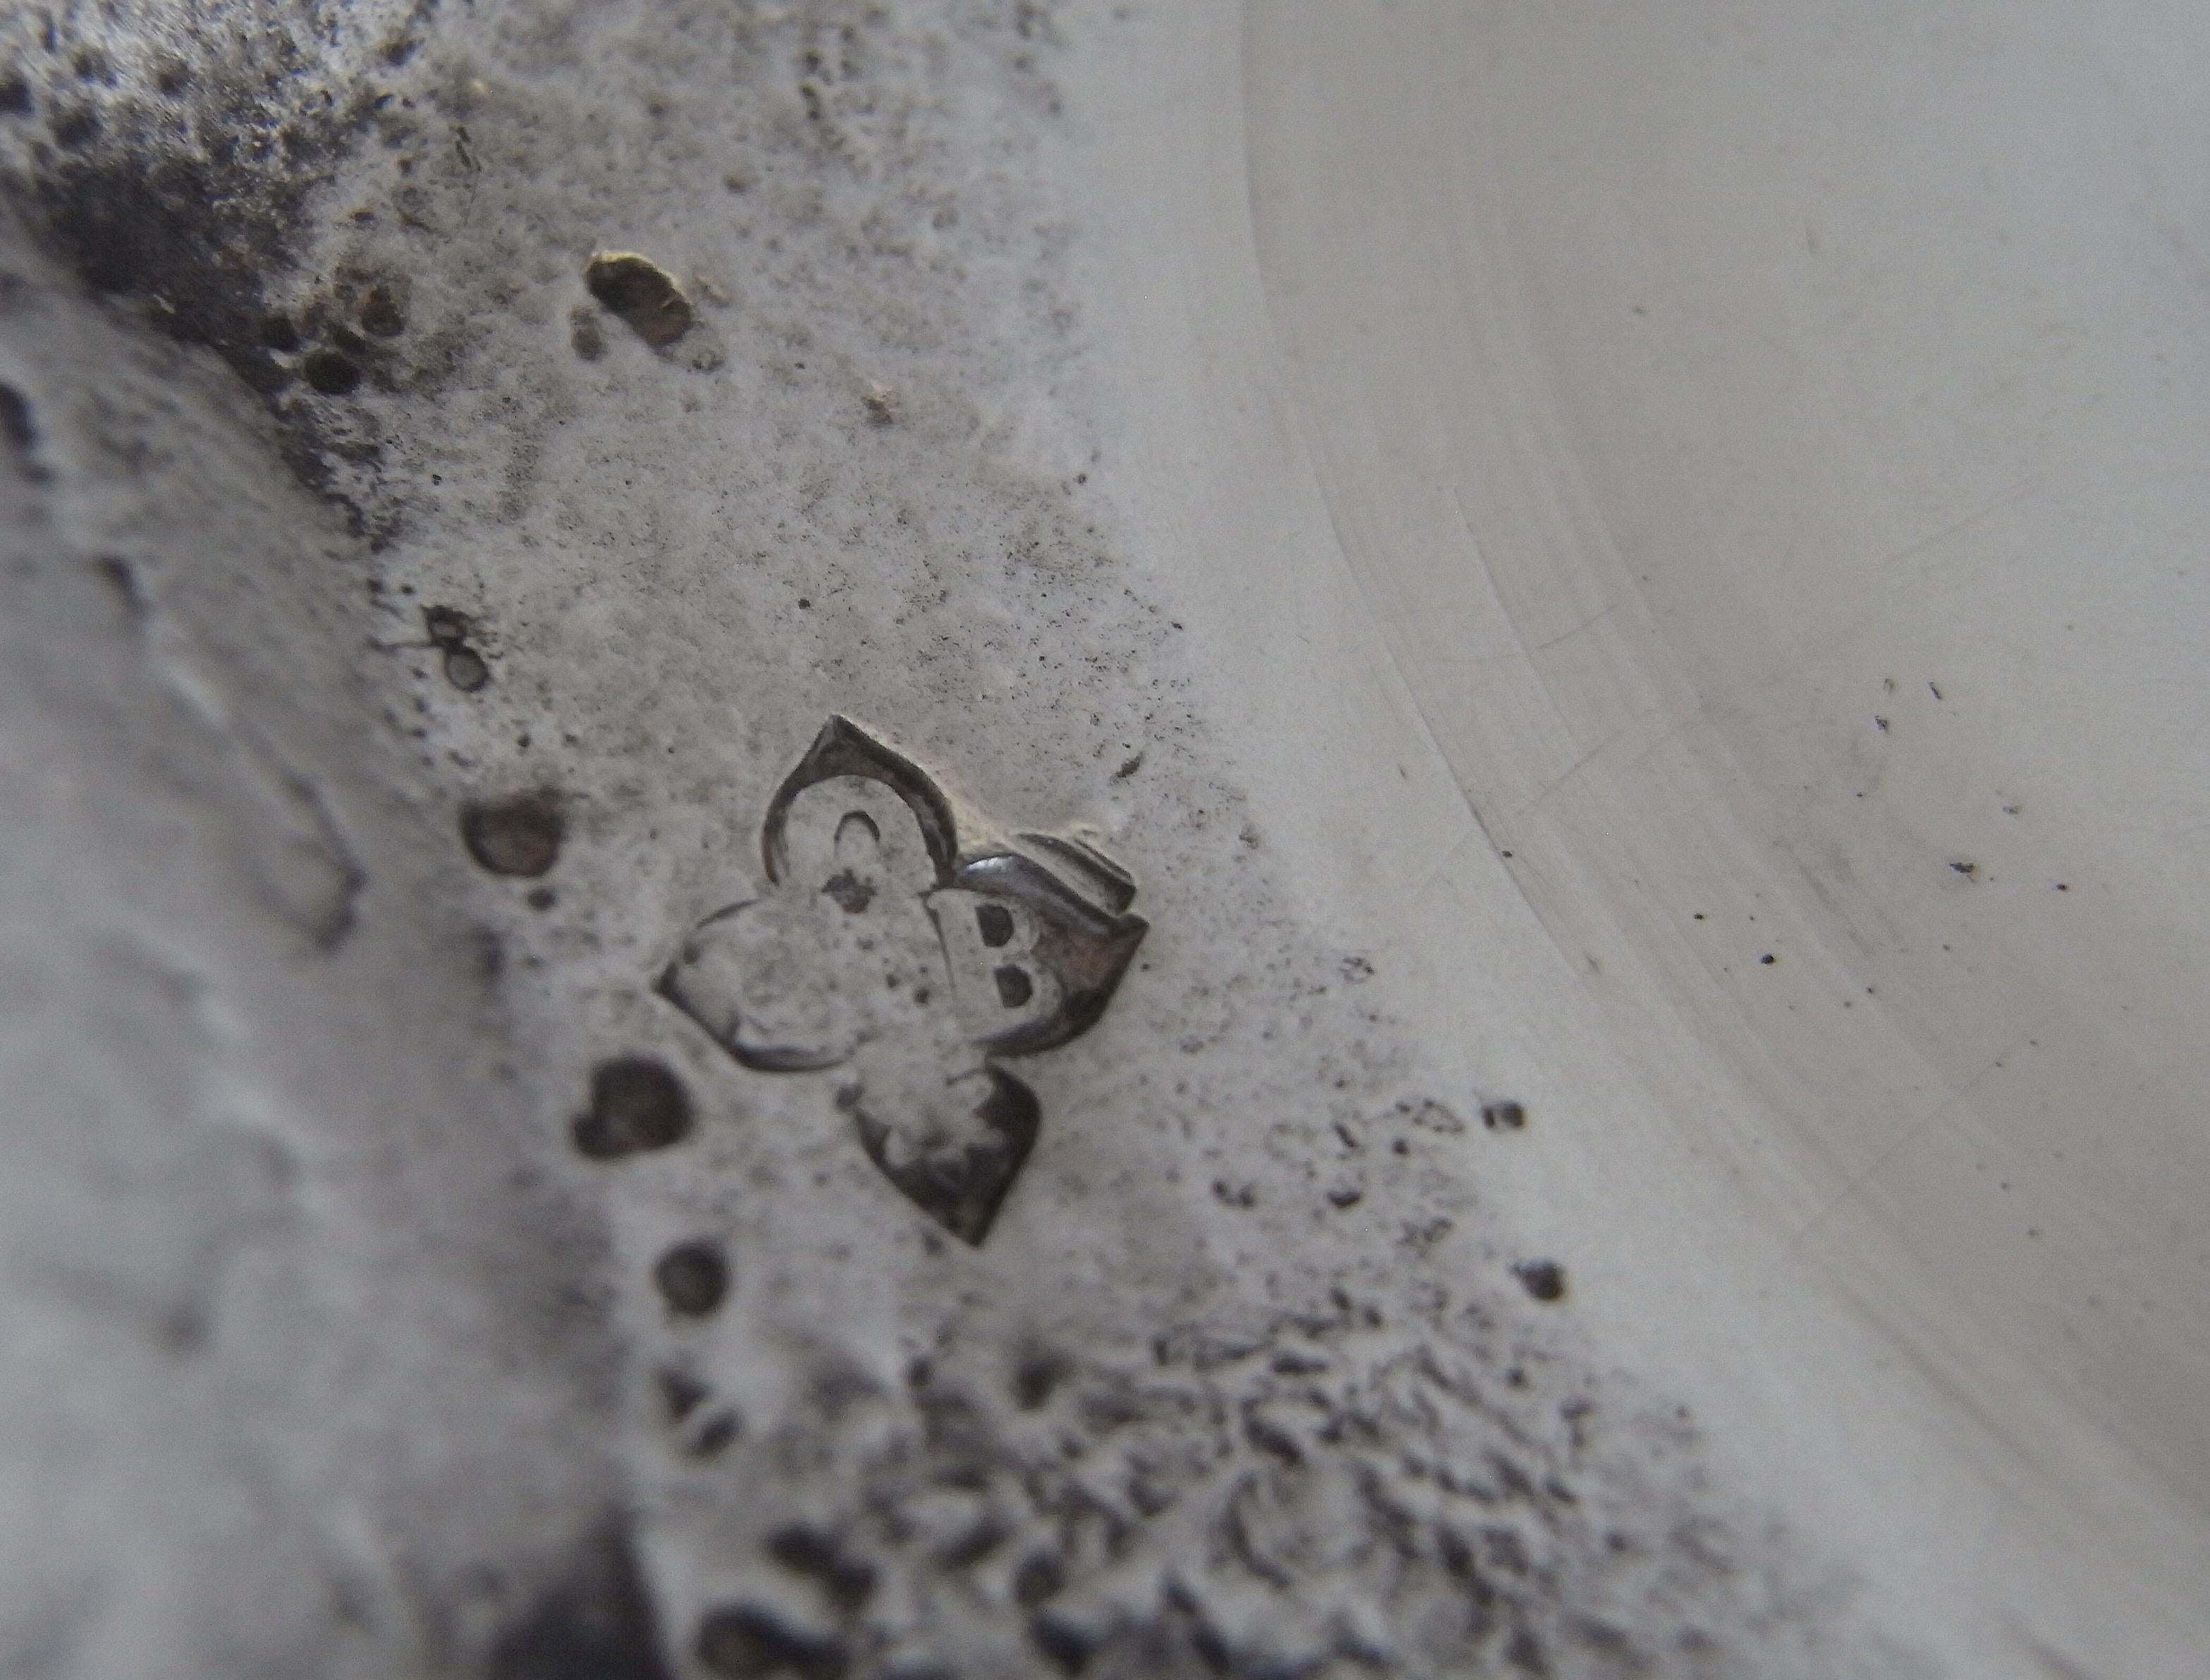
(486, 1520), (673, 1680)
(1029, 1613), (1093, 1676)
(51, 103), (102, 149)
(821, 869), (873, 914)
(659, 1368), (709, 1421)
(443, 646), (490, 692)
(689, 1411), (739, 1457)
(1011, 1348), (1068, 1410)
(584, 251), (694, 348)
(1013, 1552), (1065, 1607)
(302, 348), (362, 395)
(1480, 1100), (1526, 1132)
(0, 384), (37, 455)
(360, 283), (406, 336)
(653, 1239), (729, 1318)
(1514, 1260), (1568, 1304)
(694, 1605), (847, 1680)
(766, 1526), (876, 1610)
(571, 1056), (692, 1160)
(460, 791), (564, 876)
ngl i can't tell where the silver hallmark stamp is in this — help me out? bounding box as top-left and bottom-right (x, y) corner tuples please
(658, 717), (1147, 1244)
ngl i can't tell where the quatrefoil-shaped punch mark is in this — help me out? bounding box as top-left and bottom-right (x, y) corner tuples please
(657, 717), (1148, 1244)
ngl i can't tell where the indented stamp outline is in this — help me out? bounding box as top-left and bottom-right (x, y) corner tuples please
(658, 716), (1146, 1244)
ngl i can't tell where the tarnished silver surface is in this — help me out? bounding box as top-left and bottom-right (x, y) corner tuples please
(2, 4), (2205, 1678)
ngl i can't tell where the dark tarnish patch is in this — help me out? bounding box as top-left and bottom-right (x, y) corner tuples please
(584, 252), (695, 348)
(461, 790), (565, 877)
(487, 1519), (675, 1680)
(14, 51), (367, 403)
(0, 13), (443, 542)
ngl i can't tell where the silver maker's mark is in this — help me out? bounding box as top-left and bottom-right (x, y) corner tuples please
(658, 716), (1147, 1244)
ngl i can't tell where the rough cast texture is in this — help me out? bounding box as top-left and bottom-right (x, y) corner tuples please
(0, 5), (1912, 1678)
